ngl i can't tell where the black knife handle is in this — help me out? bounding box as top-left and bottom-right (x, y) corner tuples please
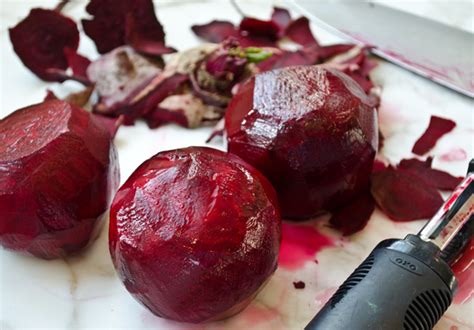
(305, 235), (456, 330)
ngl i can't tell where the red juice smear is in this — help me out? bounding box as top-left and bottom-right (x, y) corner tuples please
(452, 239), (474, 304)
(439, 148), (467, 162)
(278, 223), (335, 270)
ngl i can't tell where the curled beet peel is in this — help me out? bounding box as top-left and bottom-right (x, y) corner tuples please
(109, 147), (281, 323)
(82, 0), (173, 55)
(9, 8), (79, 81)
(0, 100), (119, 259)
(226, 66), (378, 219)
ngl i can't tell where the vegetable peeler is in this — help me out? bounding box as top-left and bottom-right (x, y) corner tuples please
(306, 160), (474, 330)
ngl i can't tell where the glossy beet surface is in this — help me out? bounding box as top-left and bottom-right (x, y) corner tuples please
(226, 66), (378, 219)
(0, 100), (119, 259)
(109, 147), (281, 323)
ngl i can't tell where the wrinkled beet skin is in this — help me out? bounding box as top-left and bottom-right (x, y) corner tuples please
(226, 66), (378, 219)
(0, 100), (119, 259)
(109, 147), (281, 323)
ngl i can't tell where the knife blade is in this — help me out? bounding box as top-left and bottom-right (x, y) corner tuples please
(292, 0), (474, 98)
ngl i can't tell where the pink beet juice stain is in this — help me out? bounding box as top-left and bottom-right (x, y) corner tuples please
(452, 238), (473, 304)
(241, 304), (279, 325)
(439, 148), (467, 162)
(278, 223), (335, 270)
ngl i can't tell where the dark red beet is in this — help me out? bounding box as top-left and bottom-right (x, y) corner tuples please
(109, 147), (281, 323)
(9, 8), (79, 81)
(0, 100), (119, 259)
(226, 66), (378, 219)
(370, 168), (443, 221)
(412, 115), (456, 155)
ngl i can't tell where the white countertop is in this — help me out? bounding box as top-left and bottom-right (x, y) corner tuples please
(0, 1), (473, 329)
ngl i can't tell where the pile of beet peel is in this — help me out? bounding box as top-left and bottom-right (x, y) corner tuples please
(1, 0), (468, 324)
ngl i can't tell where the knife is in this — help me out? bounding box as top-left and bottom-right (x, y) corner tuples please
(292, 0), (474, 98)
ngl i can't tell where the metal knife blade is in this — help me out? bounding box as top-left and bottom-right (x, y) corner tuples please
(292, 0), (474, 98)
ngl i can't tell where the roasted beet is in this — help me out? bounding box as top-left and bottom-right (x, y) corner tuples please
(226, 66), (378, 218)
(0, 100), (119, 259)
(109, 147), (281, 323)
(9, 8), (79, 81)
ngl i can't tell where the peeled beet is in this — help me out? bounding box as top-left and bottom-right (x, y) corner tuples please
(0, 100), (119, 259)
(226, 66), (378, 218)
(109, 147), (281, 323)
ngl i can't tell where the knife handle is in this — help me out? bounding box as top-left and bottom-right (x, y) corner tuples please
(305, 235), (456, 330)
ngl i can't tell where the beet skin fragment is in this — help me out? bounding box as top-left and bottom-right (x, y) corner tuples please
(412, 115), (456, 155)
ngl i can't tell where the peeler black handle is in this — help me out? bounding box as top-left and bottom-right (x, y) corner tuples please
(305, 234), (456, 330)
